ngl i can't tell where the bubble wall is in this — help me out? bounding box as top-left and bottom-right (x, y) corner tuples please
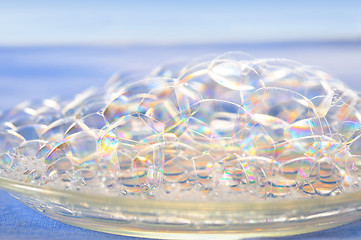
(1, 52), (361, 201)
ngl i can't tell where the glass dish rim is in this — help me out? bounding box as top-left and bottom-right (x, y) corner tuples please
(1, 175), (361, 212)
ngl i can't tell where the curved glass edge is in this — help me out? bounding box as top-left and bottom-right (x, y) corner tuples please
(1, 176), (361, 212)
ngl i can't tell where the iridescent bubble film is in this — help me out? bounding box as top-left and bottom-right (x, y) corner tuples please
(1, 52), (361, 201)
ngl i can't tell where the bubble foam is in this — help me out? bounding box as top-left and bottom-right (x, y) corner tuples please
(1, 52), (361, 201)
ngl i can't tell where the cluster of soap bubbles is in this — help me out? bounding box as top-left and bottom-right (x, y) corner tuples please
(1, 52), (361, 200)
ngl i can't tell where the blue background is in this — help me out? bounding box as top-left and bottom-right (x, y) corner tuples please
(0, 0), (360, 46)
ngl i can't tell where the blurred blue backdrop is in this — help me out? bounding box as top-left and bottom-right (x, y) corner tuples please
(0, 0), (360, 45)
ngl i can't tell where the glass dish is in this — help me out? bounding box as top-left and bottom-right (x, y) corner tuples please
(1, 175), (361, 240)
